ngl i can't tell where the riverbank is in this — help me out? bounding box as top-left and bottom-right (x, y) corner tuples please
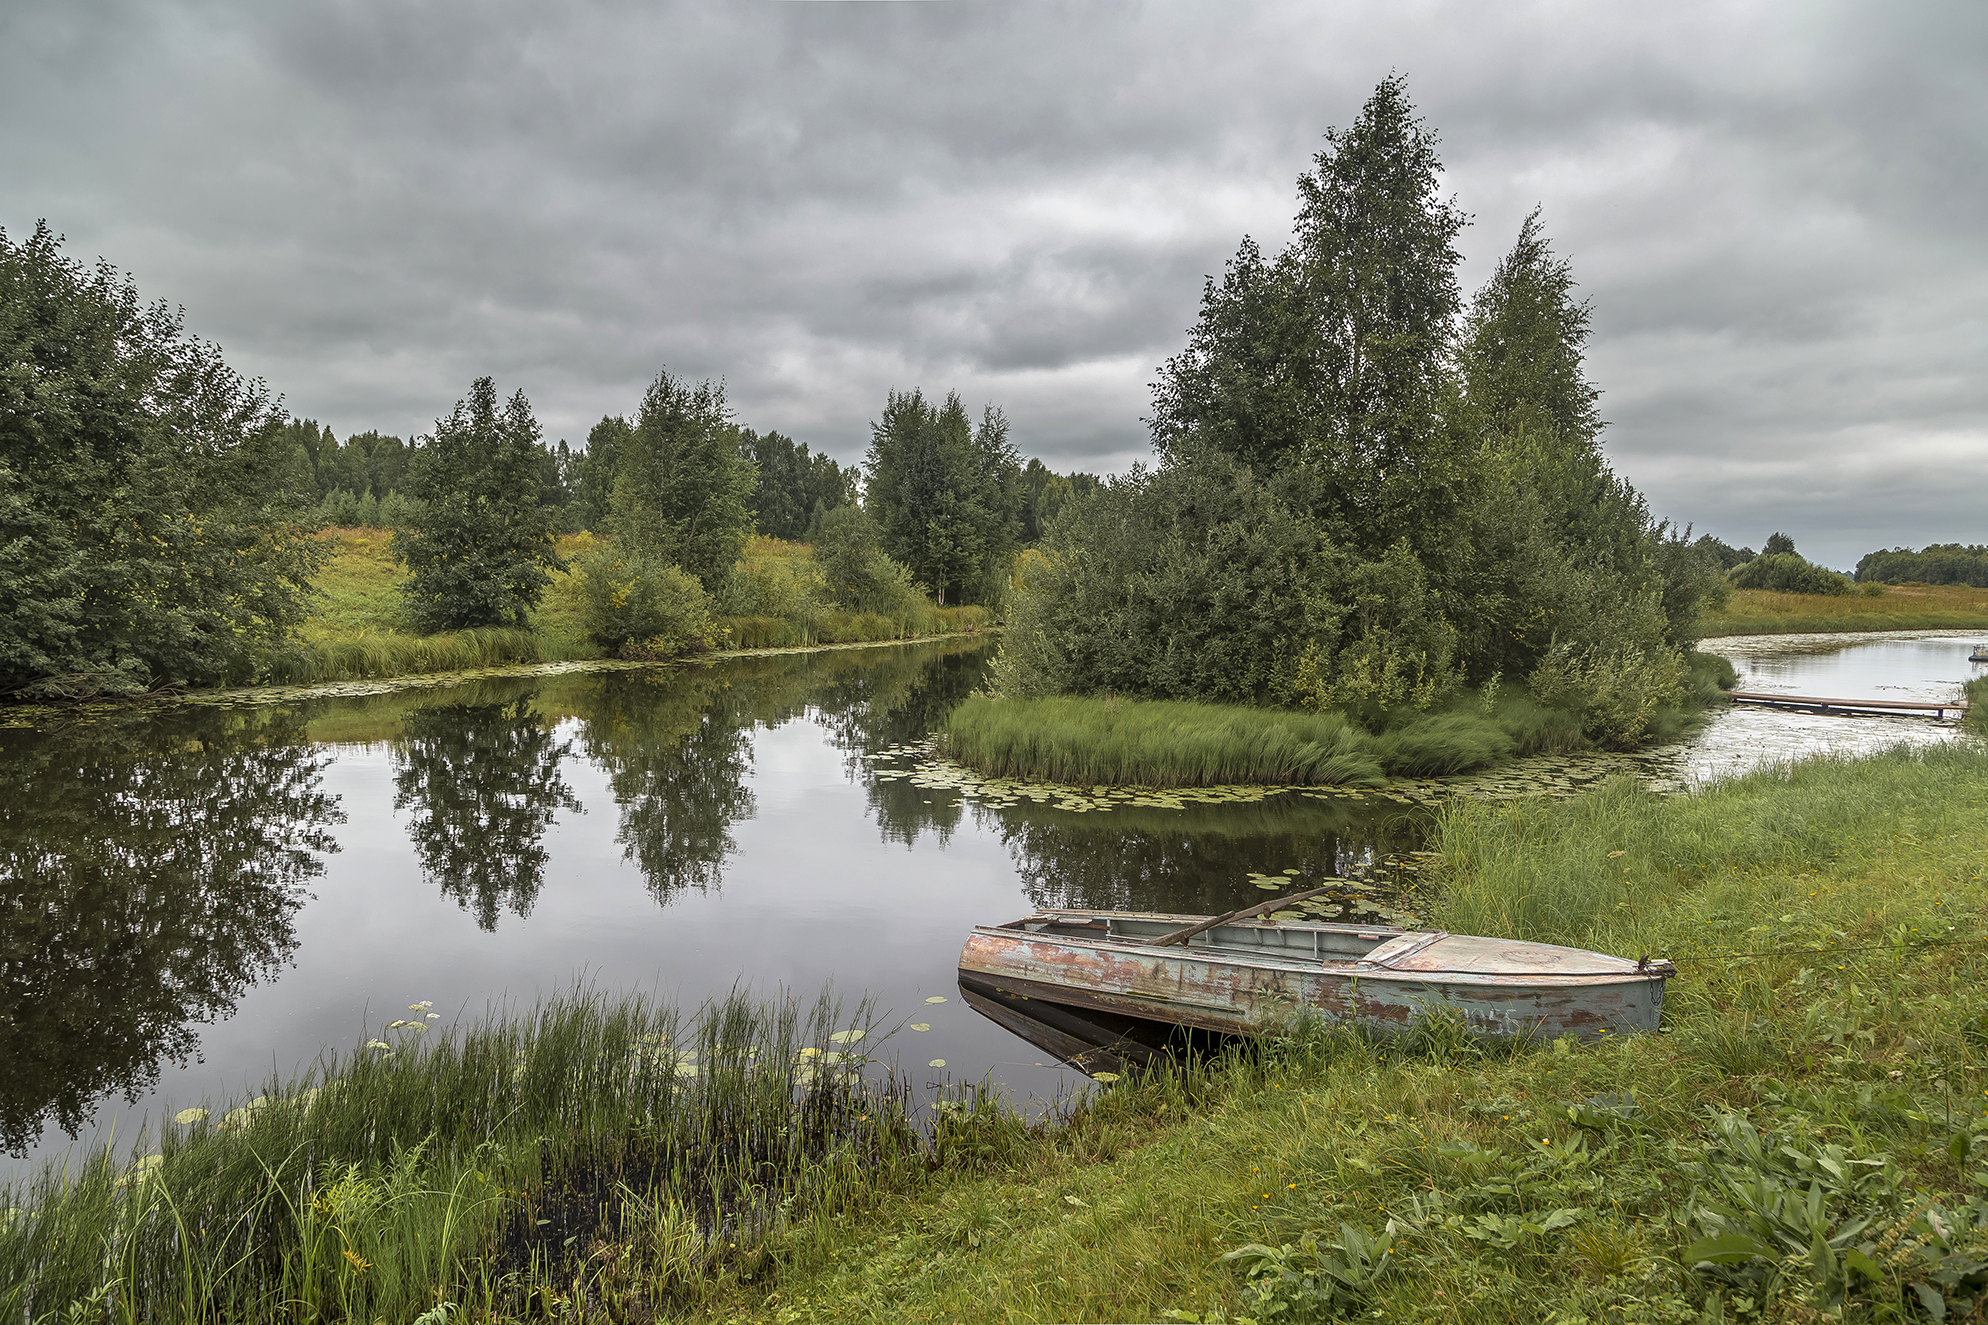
(1700, 583), (1988, 636)
(943, 652), (1736, 788)
(213, 527), (990, 691)
(16, 742), (1983, 1320)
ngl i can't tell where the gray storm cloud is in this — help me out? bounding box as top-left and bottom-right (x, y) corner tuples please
(2, 0), (1981, 568)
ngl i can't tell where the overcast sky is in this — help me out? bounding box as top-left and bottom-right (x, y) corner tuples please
(3, 0), (1981, 569)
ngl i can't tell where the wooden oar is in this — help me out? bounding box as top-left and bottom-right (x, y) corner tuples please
(1149, 883), (1343, 948)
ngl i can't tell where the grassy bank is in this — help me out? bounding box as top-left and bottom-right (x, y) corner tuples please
(13, 743), (1988, 1320)
(944, 653), (1735, 788)
(1701, 583), (1988, 637)
(697, 741), (1988, 1322)
(260, 529), (989, 688)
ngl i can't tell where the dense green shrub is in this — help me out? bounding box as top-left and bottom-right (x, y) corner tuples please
(810, 504), (928, 618)
(1526, 641), (1686, 749)
(575, 548), (718, 659)
(1729, 552), (1851, 595)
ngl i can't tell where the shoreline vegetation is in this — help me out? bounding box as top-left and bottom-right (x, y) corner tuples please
(1698, 583), (1988, 638)
(944, 652), (1738, 789)
(244, 528), (993, 692)
(11, 743), (1988, 1321)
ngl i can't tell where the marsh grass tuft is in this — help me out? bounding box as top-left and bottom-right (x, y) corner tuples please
(944, 656), (1728, 789)
(0, 988), (920, 1322)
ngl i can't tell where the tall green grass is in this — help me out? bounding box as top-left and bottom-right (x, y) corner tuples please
(720, 605), (992, 651)
(945, 651), (1733, 789)
(1434, 741), (1988, 953)
(261, 626), (547, 684)
(0, 988), (916, 1322)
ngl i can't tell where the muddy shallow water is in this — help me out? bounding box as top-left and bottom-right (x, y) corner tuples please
(1, 630), (1979, 1178)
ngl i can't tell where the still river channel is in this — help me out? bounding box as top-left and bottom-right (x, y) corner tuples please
(3, 630), (1982, 1179)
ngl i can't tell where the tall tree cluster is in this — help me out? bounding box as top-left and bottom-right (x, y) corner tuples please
(997, 77), (1723, 738)
(0, 223), (328, 696)
(739, 428), (857, 540)
(863, 389), (1022, 605)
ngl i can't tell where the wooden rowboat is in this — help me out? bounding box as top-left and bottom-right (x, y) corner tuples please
(958, 908), (1674, 1044)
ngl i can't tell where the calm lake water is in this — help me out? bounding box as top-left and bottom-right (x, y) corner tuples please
(3, 630), (1981, 1178)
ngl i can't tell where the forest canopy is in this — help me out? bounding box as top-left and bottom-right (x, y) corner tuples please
(993, 76), (1723, 744)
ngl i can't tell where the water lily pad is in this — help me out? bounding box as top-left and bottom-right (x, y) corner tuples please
(1254, 881), (1283, 891)
(828, 1028), (865, 1044)
(173, 1107), (209, 1125)
(909, 1023), (931, 1032)
(925, 996), (948, 1004)
(1269, 910), (1305, 921)
(928, 1059), (947, 1068)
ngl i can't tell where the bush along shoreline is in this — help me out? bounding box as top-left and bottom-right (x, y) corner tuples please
(944, 651), (1737, 789)
(13, 744), (1988, 1321)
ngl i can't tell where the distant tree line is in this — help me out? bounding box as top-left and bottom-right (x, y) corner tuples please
(1, 219), (1107, 696)
(1856, 544), (1988, 587)
(993, 77), (1727, 747)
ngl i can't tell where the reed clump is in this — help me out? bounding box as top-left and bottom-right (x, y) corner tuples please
(0, 988), (918, 1323)
(263, 626), (547, 683)
(943, 654), (1730, 789)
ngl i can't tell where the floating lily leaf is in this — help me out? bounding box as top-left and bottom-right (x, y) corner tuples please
(173, 1107), (209, 1125)
(925, 996), (948, 1004)
(1281, 868), (1301, 875)
(674, 1062), (698, 1078)
(1254, 881), (1283, 891)
(909, 1023), (931, 1032)
(797, 1046), (822, 1058)
(928, 1059), (947, 1069)
(1269, 911), (1305, 921)
(828, 1028), (865, 1044)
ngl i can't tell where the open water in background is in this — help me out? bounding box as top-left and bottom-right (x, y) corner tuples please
(2, 630), (1982, 1180)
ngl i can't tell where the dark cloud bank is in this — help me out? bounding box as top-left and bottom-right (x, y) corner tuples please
(3, 0), (1982, 569)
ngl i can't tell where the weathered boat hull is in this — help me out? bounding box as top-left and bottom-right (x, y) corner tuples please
(959, 909), (1669, 1043)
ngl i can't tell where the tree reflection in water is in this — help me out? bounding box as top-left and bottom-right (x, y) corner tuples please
(392, 696), (582, 930)
(577, 668), (754, 903)
(573, 639), (994, 899)
(0, 709), (341, 1156)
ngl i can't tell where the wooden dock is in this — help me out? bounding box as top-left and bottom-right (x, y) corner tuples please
(1727, 690), (1970, 719)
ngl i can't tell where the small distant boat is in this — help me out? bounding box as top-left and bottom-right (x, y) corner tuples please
(1970, 643), (1988, 663)
(958, 904), (1673, 1045)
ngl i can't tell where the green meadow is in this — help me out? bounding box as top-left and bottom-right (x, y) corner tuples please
(1700, 584), (1988, 638)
